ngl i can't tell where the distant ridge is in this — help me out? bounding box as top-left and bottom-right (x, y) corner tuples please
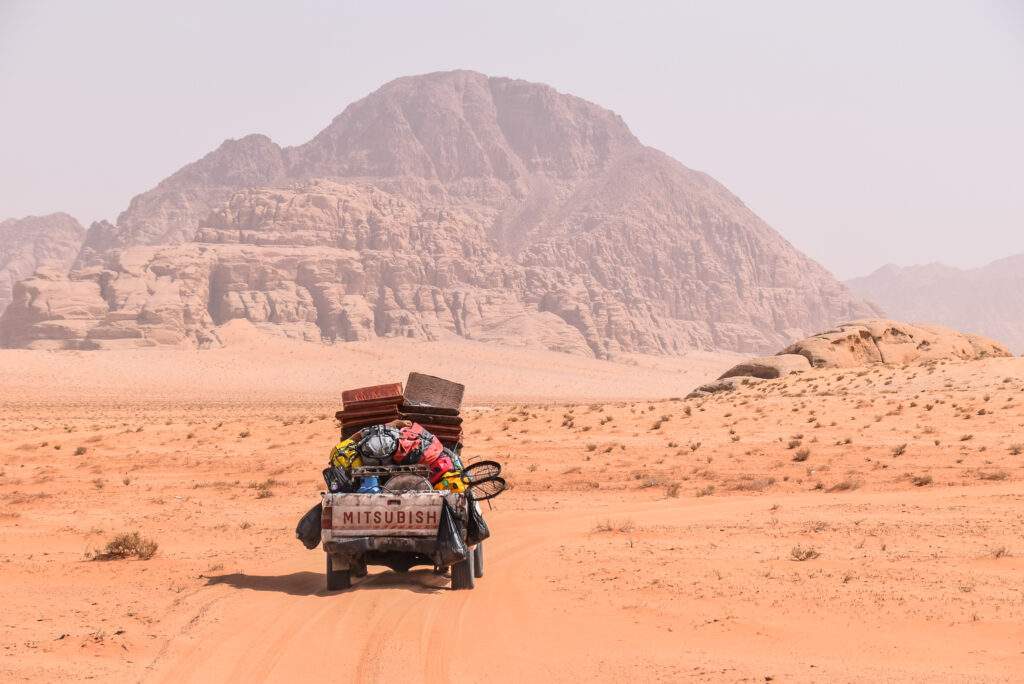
(847, 256), (1024, 354)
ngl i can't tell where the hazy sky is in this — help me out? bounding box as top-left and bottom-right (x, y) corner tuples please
(1, 1), (1021, 278)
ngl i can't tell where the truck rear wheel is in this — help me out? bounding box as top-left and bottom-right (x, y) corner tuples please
(326, 555), (351, 591)
(451, 551), (475, 590)
(473, 543), (484, 578)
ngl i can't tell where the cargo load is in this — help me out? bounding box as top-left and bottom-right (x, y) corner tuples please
(295, 372), (506, 592)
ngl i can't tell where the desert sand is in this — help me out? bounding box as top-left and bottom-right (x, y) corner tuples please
(1, 328), (1023, 682)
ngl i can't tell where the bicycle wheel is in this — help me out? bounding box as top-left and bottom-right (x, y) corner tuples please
(466, 475), (506, 501)
(463, 460), (502, 482)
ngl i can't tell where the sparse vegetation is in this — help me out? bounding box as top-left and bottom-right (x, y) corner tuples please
(92, 531), (158, 560)
(790, 545), (819, 561)
(592, 519), (635, 534)
(792, 448), (810, 462)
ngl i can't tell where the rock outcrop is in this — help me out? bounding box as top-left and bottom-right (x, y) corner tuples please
(847, 258), (1024, 355)
(690, 319), (1013, 397)
(718, 354), (811, 380)
(0, 70), (875, 355)
(780, 319), (1012, 368)
(0, 213), (86, 316)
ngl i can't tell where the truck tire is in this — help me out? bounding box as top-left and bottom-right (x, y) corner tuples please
(473, 543), (484, 578)
(451, 551), (475, 590)
(326, 555), (351, 591)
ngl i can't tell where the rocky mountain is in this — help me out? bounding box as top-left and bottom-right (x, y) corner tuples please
(0, 213), (86, 316)
(847, 257), (1024, 354)
(0, 70), (875, 356)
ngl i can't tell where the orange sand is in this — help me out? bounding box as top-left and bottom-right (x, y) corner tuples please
(1, 330), (1022, 682)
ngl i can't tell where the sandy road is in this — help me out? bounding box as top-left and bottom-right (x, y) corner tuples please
(143, 486), (1024, 683)
(146, 498), (690, 683)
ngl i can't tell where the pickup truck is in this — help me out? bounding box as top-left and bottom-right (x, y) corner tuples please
(320, 486), (483, 590)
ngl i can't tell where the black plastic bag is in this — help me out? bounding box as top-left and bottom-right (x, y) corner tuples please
(466, 496), (490, 546)
(323, 466), (354, 493)
(296, 502), (322, 550)
(435, 499), (468, 567)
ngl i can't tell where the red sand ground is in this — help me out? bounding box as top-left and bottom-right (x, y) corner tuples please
(1, 332), (1022, 682)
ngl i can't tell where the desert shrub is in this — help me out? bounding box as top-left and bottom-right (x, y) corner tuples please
(592, 519), (634, 533)
(790, 545), (819, 561)
(74, 446), (87, 456)
(665, 482), (681, 498)
(978, 470), (1008, 481)
(730, 476), (775, 492)
(94, 531), (158, 560)
(792, 449), (810, 462)
(892, 443), (907, 457)
(911, 474), (933, 487)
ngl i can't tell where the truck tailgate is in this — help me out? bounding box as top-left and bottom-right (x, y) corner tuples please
(322, 492), (459, 538)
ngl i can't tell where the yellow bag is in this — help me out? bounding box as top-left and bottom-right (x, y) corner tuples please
(433, 471), (468, 493)
(329, 438), (362, 470)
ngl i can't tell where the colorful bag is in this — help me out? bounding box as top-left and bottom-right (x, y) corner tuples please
(394, 423), (443, 465)
(426, 454), (455, 484)
(434, 470), (467, 493)
(329, 438), (362, 470)
(356, 425), (399, 465)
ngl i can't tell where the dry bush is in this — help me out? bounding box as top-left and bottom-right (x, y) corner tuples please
(592, 519), (635, 534)
(695, 485), (715, 497)
(991, 546), (1010, 559)
(1009, 444), (1023, 456)
(911, 474), (933, 487)
(790, 545), (820, 561)
(74, 446), (87, 456)
(792, 448), (810, 462)
(93, 531), (158, 561)
(978, 470), (1008, 481)
(729, 476), (775, 492)
(665, 482), (681, 498)
(892, 443), (907, 457)
(827, 479), (860, 493)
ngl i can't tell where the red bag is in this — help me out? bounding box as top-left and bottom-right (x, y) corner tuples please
(394, 423), (443, 465)
(427, 455), (455, 484)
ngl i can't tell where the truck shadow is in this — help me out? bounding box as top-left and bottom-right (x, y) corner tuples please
(205, 569), (448, 596)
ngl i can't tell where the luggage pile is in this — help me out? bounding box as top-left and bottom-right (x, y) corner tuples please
(399, 372), (465, 448)
(295, 372), (507, 553)
(336, 382), (403, 440)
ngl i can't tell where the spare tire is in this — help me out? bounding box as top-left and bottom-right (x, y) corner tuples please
(382, 474), (432, 492)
